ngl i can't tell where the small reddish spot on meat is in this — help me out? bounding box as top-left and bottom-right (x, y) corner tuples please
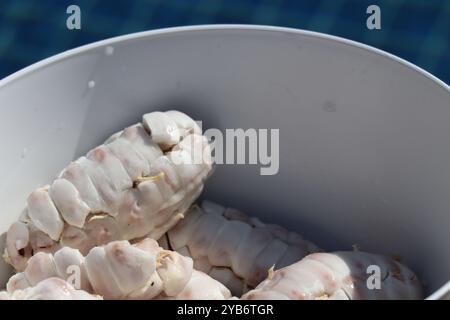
(111, 244), (128, 264)
(182, 289), (192, 299)
(94, 148), (106, 162)
(291, 289), (306, 300)
(322, 271), (332, 280)
(329, 280), (337, 289)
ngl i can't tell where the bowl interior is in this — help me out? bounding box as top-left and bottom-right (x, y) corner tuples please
(0, 26), (449, 297)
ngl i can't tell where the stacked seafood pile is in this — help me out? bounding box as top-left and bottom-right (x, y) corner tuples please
(0, 111), (423, 300)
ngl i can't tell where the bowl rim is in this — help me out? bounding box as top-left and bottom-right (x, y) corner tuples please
(1, 24), (449, 92)
(0, 24), (449, 299)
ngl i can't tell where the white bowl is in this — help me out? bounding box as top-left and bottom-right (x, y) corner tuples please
(0, 25), (449, 299)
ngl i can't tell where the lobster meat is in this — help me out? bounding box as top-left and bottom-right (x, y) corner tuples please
(160, 200), (321, 296)
(6, 238), (230, 300)
(241, 251), (423, 300)
(4, 111), (212, 271)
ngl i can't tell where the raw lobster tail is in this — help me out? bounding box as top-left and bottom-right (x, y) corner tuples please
(4, 110), (212, 271)
(241, 251), (424, 300)
(160, 200), (321, 296)
(6, 238), (230, 300)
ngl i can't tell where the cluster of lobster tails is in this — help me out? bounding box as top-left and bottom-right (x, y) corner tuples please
(1, 111), (423, 300)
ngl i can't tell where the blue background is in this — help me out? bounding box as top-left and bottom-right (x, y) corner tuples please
(0, 0), (449, 84)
